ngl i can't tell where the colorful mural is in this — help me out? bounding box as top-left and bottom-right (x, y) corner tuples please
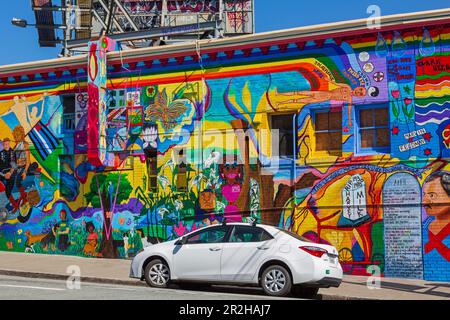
(0, 23), (449, 281)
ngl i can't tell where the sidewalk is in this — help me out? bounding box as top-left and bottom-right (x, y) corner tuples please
(0, 251), (448, 300)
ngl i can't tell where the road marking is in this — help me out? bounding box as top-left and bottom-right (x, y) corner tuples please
(0, 284), (65, 291)
(84, 285), (138, 292)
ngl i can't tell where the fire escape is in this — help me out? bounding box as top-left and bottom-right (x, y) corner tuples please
(27, 0), (254, 56)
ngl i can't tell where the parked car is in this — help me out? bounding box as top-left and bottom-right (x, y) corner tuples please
(129, 222), (343, 297)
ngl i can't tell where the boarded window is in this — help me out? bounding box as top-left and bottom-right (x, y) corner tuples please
(314, 110), (342, 156)
(358, 107), (390, 152)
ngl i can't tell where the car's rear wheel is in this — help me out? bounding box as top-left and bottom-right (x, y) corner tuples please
(291, 285), (319, 299)
(261, 265), (292, 297)
(144, 259), (170, 288)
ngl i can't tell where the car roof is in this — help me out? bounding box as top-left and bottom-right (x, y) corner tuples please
(178, 222), (280, 239)
(199, 222), (275, 230)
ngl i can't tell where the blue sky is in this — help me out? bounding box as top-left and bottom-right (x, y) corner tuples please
(0, 0), (449, 65)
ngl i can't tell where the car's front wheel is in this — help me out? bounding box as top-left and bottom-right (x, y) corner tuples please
(144, 259), (171, 288)
(261, 265), (292, 297)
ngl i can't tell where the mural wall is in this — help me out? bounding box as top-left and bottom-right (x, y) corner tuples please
(0, 25), (449, 281)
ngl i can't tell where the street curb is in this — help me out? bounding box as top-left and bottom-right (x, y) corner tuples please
(319, 293), (373, 300)
(0, 269), (372, 300)
(0, 269), (146, 287)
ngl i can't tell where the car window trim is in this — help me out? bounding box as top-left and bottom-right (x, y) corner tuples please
(229, 225), (274, 243)
(186, 225), (232, 245)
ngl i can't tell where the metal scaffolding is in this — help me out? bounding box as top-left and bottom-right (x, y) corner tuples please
(29, 0), (255, 56)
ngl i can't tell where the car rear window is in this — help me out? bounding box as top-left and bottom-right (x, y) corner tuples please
(277, 228), (313, 243)
(230, 226), (274, 243)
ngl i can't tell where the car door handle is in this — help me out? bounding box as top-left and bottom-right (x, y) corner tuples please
(209, 247), (221, 251)
(257, 246), (270, 250)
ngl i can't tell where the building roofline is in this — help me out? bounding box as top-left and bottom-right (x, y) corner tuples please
(1, 7), (450, 78)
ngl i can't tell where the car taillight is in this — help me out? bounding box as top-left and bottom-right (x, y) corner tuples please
(299, 246), (328, 258)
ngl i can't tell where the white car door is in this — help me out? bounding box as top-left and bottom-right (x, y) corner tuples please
(220, 225), (275, 282)
(173, 225), (231, 281)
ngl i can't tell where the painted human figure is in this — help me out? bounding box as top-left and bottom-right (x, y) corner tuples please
(0, 138), (16, 209)
(56, 209), (71, 252)
(2, 94), (47, 133)
(220, 161), (244, 223)
(83, 221), (99, 257)
(1, 93), (58, 160)
(12, 126), (33, 204)
(423, 172), (450, 262)
(272, 82), (367, 126)
(196, 189), (219, 226)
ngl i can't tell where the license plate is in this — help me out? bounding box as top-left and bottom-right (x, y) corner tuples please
(328, 255), (337, 264)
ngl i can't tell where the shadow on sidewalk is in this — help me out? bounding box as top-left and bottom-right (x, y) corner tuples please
(168, 283), (310, 300)
(344, 280), (450, 298)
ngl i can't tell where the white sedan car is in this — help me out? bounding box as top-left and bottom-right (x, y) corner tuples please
(130, 222), (343, 297)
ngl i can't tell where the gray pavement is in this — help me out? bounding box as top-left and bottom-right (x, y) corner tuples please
(0, 275), (298, 300)
(0, 251), (449, 300)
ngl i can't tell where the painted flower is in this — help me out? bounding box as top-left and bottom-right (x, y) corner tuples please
(204, 151), (221, 168)
(174, 199), (184, 212)
(215, 201), (226, 212)
(157, 207), (170, 218)
(161, 159), (174, 172)
(174, 221), (187, 237)
(190, 223), (198, 233)
(17, 229), (22, 235)
(392, 126), (400, 135)
(145, 88), (189, 132)
(143, 126), (158, 149)
(189, 173), (204, 191)
(424, 149), (432, 156)
(157, 175), (170, 190)
(423, 132), (432, 142)
(391, 90), (400, 99)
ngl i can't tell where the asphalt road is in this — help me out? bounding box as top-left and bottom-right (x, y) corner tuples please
(0, 275), (301, 300)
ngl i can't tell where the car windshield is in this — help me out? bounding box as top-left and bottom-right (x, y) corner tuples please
(277, 228), (313, 243)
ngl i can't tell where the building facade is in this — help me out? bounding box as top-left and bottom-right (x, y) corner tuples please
(0, 9), (449, 281)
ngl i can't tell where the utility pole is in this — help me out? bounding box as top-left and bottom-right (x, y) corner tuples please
(161, 0), (168, 28)
(63, 0), (73, 56)
(218, 0), (224, 38)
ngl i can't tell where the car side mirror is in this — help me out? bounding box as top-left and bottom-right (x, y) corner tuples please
(175, 236), (188, 246)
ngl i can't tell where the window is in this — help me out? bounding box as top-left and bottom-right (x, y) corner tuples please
(271, 114), (295, 158)
(62, 95), (75, 132)
(230, 226), (274, 243)
(186, 226), (231, 244)
(119, 157), (134, 171)
(357, 107), (390, 153)
(146, 149), (158, 193)
(313, 110), (342, 156)
(176, 149), (187, 192)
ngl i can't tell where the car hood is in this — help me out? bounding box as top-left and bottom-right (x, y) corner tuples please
(144, 239), (178, 251)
